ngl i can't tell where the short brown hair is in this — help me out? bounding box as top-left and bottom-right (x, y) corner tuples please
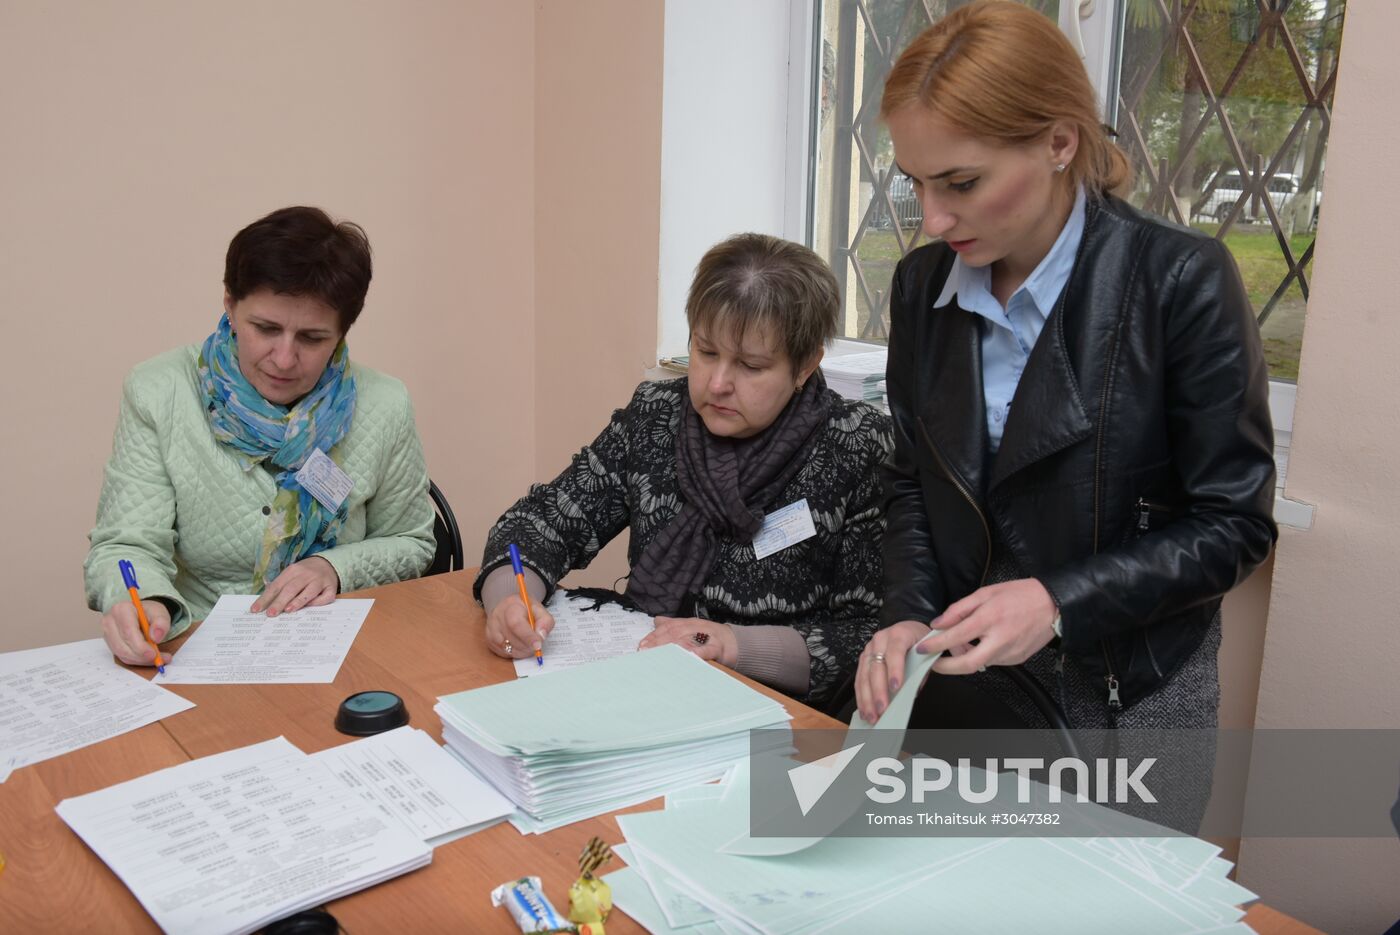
(881, 0), (1130, 197)
(685, 233), (839, 371)
(223, 206), (373, 332)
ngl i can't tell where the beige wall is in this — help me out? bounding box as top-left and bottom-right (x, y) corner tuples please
(533, 1), (664, 591)
(0, 0), (538, 651)
(1236, 1), (1400, 930)
(0, 0), (666, 653)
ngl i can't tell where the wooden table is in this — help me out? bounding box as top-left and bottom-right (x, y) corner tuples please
(0, 571), (1320, 933)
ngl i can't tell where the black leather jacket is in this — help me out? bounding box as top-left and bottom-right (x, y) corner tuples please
(881, 195), (1278, 711)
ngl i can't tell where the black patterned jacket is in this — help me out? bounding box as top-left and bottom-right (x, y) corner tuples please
(474, 378), (892, 705)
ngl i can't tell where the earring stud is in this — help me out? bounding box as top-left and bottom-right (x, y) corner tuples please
(1054, 163), (1067, 173)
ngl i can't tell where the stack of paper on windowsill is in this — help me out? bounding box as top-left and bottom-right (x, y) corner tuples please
(56, 737), (431, 935)
(820, 350), (888, 412)
(435, 645), (792, 834)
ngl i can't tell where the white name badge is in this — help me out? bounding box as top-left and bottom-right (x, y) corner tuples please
(295, 447), (354, 512)
(751, 498), (818, 560)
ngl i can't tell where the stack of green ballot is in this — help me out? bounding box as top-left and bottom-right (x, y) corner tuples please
(434, 645), (792, 834)
(608, 761), (1260, 935)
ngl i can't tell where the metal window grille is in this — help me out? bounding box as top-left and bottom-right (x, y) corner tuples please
(811, 0), (1347, 382)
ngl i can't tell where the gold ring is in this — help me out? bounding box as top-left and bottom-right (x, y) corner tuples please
(872, 653), (886, 664)
(503, 639), (514, 656)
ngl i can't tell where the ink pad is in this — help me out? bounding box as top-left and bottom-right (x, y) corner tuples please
(335, 690), (408, 736)
(264, 908), (339, 935)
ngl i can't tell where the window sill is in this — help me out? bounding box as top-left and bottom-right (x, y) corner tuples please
(655, 349), (1310, 528)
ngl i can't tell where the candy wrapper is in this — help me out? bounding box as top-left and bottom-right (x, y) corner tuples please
(568, 837), (614, 925)
(491, 876), (569, 932)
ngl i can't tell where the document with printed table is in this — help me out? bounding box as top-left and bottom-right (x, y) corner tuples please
(311, 725), (516, 846)
(156, 595), (373, 684)
(55, 736), (431, 935)
(514, 589), (655, 678)
(0, 638), (194, 781)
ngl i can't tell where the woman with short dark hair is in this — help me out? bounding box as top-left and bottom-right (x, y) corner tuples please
(476, 233), (892, 705)
(88, 207), (436, 665)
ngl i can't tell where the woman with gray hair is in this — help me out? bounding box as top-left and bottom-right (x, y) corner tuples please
(475, 233), (892, 706)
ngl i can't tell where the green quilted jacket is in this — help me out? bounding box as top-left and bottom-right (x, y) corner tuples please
(85, 345), (436, 638)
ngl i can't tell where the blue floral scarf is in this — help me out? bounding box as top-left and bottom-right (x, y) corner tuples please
(198, 313), (357, 589)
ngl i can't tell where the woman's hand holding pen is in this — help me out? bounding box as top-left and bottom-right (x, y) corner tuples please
(485, 595), (554, 659)
(102, 600), (172, 667)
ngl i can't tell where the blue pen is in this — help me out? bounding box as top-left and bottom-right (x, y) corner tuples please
(118, 560), (166, 673)
(507, 544), (543, 665)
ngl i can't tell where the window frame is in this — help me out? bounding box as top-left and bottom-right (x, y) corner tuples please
(655, 0), (817, 361)
(653, 0), (1307, 525)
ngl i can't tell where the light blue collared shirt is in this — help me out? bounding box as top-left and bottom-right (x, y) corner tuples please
(933, 187), (1087, 452)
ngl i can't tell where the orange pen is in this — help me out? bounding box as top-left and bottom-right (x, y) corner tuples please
(118, 560), (165, 673)
(507, 544), (543, 665)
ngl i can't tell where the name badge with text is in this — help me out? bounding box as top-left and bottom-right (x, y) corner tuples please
(295, 447), (353, 512)
(751, 499), (817, 560)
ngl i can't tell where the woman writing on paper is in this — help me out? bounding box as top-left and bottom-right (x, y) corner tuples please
(852, 0), (1276, 752)
(88, 207), (436, 666)
(476, 234), (892, 706)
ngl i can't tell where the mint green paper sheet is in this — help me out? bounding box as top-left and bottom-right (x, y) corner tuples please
(607, 866), (736, 935)
(718, 646), (944, 858)
(436, 644), (788, 757)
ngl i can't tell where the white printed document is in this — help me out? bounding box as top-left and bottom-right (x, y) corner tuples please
(0, 639), (194, 781)
(156, 595), (373, 684)
(312, 726), (515, 846)
(55, 736), (431, 935)
(515, 590), (656, 678)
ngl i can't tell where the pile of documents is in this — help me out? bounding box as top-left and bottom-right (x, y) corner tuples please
(435, 645), (791, 834)
(820, 350), (888, 412)
(0, 638), (194, 782)
(311, 725), (515, 847)
(56, 737), (433, 935)
(606, 761), (1258, 934)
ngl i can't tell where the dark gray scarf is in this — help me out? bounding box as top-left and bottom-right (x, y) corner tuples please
(626, 372), (832, 615)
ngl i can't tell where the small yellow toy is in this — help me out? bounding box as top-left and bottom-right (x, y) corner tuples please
(567, 836), (614, 925)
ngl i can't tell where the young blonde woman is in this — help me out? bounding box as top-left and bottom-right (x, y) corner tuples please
(855, 1), (1276, 783)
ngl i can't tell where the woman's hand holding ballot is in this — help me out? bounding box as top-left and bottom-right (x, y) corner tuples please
(917, 579), (1058, 674)
(854, 619), (930, 723)
(855, 579), (1057, 722)
(102, 599), (172, 667)
(639, 617), (738, 667)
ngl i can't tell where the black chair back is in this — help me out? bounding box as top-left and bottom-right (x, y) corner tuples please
(427, 480), (464, 576)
